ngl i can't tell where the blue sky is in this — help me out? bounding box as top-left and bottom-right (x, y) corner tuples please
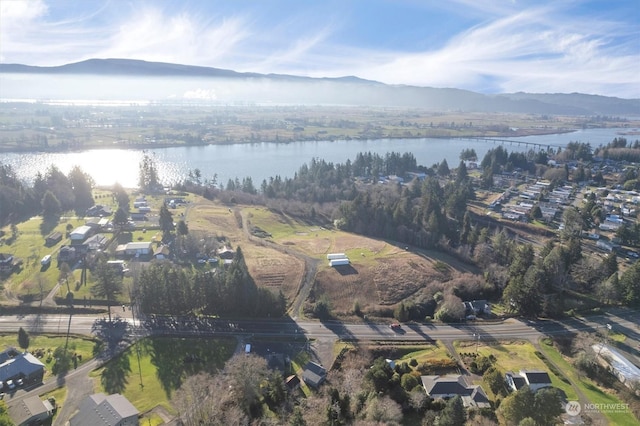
(1, 0), (639, 97)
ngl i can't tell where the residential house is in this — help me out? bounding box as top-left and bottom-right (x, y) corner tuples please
(8, 396), (54, 426)
(70, 393), (139, 426)
(0, 253), (14, 273)
(84, 234), (109, 251)
(69, 225), (93, 243)
(218, 247), (235, 260)
(0, 349), (46, 385)
(302, 362), (327, 388)
(85, 204), (112, 217)
(463, 300), (491, 316)
(285, 375), (301, 392)
(115, 242), (153, 258)
(420, 375), (490, 408)
(505, 370), (552, 392)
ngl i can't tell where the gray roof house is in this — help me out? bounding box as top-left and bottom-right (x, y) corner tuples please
(421, 375), (490, 408)
(70, 393), (139, 426)
(8, 395), (54, 426)
(302, 361), (327, 388)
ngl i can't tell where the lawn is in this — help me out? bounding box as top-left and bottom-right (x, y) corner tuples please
(0, 216), (85, 301)
(538, 338), (638, 426)
(0, 333), (98, 381)
(91, 336), (236, 419)
(455, 339), (577, 401)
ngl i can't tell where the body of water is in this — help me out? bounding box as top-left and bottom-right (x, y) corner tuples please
(0, 128), (633, 188)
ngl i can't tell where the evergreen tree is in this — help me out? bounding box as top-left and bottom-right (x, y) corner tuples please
(41, 190), (62, 219)
(437, 159), (450, 177)
(18, 327), (29, 351)
(91, 255), (123, 321)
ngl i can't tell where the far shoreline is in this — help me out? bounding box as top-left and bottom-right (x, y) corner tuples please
(0, 128), (583, 155)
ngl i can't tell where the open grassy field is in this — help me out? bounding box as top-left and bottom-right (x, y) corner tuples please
(0, 216), (85, 302)
(91, 336), (236, 422)
(455, 339), (577, 401)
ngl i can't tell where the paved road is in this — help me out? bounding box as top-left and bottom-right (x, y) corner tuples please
(0, 308), (637, 345)
(1, 308), (638, 424)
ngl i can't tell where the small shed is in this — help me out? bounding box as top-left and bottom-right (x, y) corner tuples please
(45, 232), (62, 246)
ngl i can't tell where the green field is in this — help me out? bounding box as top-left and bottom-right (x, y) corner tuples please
(455, 340), (577, 401)
(91, 336), (236, 419)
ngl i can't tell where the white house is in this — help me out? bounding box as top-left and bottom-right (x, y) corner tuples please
(505, 370), (552, 392)
(70, 225), (92, 242)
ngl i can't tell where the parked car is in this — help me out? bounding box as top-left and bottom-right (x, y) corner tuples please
(6, 380), (15, 390)
(389, 323), (402, 331)
(41, 254), (52, 266)
(16, 378), (23, 386)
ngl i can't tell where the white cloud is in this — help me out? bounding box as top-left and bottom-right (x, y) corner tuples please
(95, 7), (250, 66)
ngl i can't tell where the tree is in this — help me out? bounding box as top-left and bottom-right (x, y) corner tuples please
(394, 302), (409, 322)
(68, 165), (94, 215)
(619, 260), (640, 306)
(91, 256), (123, 321)
(483, 366), (507, 397)
(437, 159), (450, 177)
(159, 204), (175, 237)
(17, 327), (29, 351)
(0, 400), (13, 426)
(113, 207), (129, 230)
(561, 207), (584, 240)
(138, 154), (160, 192)
(58, 262), (73, 296)
(112, 183), (130, 212)
(41, 190), (62, 218)
(437, 395), (465, 426)
(498, 386), (535, 425)
(533, 387), (564, 425)
(176, 220), (189, 236)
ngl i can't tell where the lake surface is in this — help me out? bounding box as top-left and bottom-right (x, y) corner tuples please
(0, 127), (633, 188)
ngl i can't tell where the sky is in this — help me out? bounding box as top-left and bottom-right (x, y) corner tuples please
(1, 0), (639, 98)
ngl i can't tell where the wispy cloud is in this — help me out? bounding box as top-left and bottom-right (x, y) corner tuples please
(0, 0), (637, 97)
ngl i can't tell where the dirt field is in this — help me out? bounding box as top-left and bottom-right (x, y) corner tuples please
(188, 199), (483, 318)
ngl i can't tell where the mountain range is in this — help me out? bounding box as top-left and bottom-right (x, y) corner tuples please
(1, 58), (638, 116)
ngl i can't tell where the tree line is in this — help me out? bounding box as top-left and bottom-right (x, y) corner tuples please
(135, 248), (286, 318)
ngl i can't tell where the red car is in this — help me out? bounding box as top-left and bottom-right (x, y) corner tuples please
(390, 323), (401, 331)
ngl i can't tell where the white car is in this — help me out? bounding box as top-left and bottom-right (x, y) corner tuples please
(41, 254), (52, 266)
(16, 378), (23, 386)
(6, 380), (15, 390)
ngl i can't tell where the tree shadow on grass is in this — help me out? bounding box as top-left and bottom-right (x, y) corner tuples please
(39, 216), (59, 236)
(146, 336), (236, 398)
(101, 352), (131, 394)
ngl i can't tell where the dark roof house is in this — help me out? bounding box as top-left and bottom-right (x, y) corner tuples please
(421, 375), (490, 408)
(70, 393), (139, 426)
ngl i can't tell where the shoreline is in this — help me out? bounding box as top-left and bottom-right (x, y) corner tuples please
(0, 128), (582, 155)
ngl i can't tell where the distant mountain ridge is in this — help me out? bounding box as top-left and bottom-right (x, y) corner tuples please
(1, 58), (638, 115)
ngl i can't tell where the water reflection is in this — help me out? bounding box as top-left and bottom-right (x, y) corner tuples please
(0, 128), (629, 188)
